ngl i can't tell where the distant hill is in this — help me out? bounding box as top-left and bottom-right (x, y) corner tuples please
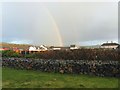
(0, 42), (31, 49)
(80, 45), (101, 49)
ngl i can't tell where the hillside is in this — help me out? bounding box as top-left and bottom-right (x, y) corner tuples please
(0, 42), (31, 49)
(80, 45), (101, 49)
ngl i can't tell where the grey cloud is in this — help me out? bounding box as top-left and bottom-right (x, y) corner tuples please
(2, 2), (118, 46)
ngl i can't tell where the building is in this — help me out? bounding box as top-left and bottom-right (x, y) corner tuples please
(29, 44), (80, 52)
(50, 46), (70, 51)
(49, 45), (79, 51)
(101, 42), (119, 49)
(70, 45), (79, 50)
(0, 47), (10, 51)
(29, 45), (48, 52)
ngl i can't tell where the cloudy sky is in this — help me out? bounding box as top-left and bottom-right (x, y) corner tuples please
(2, 2), (118, 46)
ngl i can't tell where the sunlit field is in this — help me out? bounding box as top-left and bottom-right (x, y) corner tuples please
(2, 67), (118, 88)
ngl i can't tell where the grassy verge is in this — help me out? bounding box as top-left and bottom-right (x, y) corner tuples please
(2, 67), (118, 88)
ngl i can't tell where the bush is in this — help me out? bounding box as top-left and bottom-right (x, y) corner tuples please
(2, 50), (21, 57)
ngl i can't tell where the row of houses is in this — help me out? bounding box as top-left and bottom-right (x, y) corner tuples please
(0, 42), (120, 53)
(28, 42), (120, 52)
(0, 44), (79, 53)
(29, 45), (79, 52)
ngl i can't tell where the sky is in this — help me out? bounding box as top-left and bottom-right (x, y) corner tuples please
(1, 2), (118, 46)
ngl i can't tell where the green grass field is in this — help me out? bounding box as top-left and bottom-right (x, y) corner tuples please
(2, 67), (118, 88)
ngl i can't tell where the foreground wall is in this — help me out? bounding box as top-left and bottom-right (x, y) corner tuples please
(2, 58), (120, 77)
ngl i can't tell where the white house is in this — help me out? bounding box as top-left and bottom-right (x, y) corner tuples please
(52, 47), (61, 50)
(29, 45), (48, 52)
(49, 45), (79, 51)
(70, 45), (79, 50)
(29, 46), (37, 51)
(40, 45), (48, 51)
(49, 45), (70, 51)
(101, 42), (119, 49)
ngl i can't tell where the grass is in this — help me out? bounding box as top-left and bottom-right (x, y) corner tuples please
(2, 67), (118, 88)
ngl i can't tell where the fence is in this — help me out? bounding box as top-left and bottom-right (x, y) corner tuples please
(2, 58), (120, 77)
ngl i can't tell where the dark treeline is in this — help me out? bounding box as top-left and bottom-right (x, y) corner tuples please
(1, 49), (119, 61)
(34, 49), (119, 61)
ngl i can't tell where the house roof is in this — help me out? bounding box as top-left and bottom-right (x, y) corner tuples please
(101, 43), (119, 46)
(0, 47), (10, 50)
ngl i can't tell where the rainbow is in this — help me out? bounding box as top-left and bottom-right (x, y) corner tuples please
(43, 5), (63, 46)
